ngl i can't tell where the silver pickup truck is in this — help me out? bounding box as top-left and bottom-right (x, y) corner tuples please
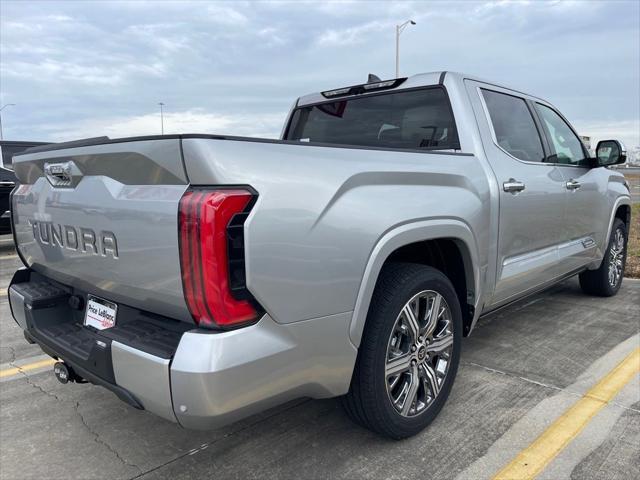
(8, 72), (631, 439)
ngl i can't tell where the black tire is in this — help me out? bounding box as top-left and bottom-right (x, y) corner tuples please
(579, 218), (627, 297)
(342, 262), (462, 439)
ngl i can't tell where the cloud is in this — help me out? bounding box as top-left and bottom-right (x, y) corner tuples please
(2, 59), (166, 86)
(316, 21), (389, 47)
(39, 110), (285, 142)
(205, 4), (249, 26)
(0, 0), (637, 149)
(573, 120), (640, 152)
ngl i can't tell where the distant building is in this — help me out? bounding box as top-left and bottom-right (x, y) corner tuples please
(580, 135), (591, 150)
(579, 136), (594, 156)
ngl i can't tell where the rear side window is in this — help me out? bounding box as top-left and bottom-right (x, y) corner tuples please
(482, 89), (545, 163)
(285, 88), (460, 150)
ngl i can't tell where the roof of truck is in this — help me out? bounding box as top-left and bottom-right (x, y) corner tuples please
(296, 71), (543, 107)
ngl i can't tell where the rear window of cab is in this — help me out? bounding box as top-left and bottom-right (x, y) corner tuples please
(285, 87), (460, 151)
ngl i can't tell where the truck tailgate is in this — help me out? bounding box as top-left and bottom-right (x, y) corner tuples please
(11, 138), (193, 323)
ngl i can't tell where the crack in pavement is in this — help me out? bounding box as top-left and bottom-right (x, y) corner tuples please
(9, 359), (65, 403)
(10, 363), (143, 474)
(74, 400), (143, 474)
(461, 360), (640, 413)
(128, 398), (310, 480)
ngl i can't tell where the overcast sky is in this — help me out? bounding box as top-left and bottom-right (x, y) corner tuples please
(1, 0), (639, 149)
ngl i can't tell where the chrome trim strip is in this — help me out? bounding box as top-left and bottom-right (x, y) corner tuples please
(501, 236), (596, 280)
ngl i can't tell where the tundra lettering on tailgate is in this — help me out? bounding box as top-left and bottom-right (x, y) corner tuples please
(29, 220), (119, 259)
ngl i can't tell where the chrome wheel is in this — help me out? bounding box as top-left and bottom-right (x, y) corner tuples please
(385, 290), (454, 417)
(608, 228), (625, 287)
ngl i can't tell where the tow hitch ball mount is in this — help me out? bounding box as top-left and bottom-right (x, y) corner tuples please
(53, 361), (85, 384)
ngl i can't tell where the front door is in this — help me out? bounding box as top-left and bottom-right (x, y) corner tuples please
(532, 102), (605, 272)
(466, 81), (568, 306)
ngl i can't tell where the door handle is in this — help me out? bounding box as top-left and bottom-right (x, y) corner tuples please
(503, 179), (526, 193)
(565, 179), (581, 190)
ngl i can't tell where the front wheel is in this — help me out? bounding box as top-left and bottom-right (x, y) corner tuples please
(342, 263), (462, 439)
(579, 218), (627, 297)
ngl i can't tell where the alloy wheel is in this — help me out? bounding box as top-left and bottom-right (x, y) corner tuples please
(608, 227), (625, 287)
(385, 290), (454, 417)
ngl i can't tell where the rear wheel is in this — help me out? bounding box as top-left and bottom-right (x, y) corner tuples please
(342, 263), (462, 439)
(579, 218), (627, 297)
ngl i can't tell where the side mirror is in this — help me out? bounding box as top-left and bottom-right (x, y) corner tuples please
(595, 140), (626, 167)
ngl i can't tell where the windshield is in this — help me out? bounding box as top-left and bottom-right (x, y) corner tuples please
(285, 87), (459, 150)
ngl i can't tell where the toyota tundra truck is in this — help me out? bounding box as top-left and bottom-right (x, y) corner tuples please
(8, 72), (631, 439)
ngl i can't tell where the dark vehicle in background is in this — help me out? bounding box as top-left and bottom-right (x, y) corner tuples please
(0, 141), (48, 234)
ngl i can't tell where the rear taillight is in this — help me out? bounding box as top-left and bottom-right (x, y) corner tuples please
(178, 188), (260, 328)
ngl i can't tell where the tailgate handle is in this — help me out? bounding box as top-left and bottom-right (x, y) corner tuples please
(44, 161), (78, 187)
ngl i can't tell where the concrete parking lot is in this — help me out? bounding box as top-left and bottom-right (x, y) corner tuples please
(1, 239), (639, 480)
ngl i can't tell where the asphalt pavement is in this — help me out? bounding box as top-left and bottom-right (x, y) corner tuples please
(1, 238), (638, 480)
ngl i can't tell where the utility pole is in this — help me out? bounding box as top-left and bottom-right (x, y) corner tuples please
(158, 102), (165, 135)
(0, 104), (16, 140)
(395, 20), (416, 78)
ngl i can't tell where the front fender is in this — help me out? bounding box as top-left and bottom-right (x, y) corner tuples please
(588, 195), (631, 270)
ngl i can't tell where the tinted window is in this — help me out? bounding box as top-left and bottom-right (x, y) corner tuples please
(482, 89), (544, 162)
(286, 88), (459, 150)
(535, 104), (587, 166)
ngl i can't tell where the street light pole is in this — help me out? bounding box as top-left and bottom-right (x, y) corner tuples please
(0, 103), (16, 141)
(395, 20), (416, 78)
(158, 102), (165, 135)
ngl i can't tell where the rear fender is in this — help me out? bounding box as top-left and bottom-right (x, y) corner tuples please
(349, 219), (481, 347)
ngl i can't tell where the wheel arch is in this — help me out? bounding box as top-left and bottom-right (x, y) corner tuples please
(614, 203), (631, 232)
(608, 197), (631, 237)
(587, 196), (631, 271)
(349, 219), (481, 347)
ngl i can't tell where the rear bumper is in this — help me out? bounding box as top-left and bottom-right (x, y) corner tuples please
(8, 269), (357, 429)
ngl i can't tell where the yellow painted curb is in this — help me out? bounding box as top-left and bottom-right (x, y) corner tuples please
(493, 347), (640, 480)
(0, 358), (57, 378)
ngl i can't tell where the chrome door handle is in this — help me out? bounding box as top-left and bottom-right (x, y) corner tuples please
(566, 179), (581, 190)
(503, 179), (525, 193)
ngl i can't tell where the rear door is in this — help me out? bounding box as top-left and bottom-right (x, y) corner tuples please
(11, 139), (193, 323)
(466, 80), (568, 306)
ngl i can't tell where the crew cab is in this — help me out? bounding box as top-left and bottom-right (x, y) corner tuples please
(8, 72), (631, 438)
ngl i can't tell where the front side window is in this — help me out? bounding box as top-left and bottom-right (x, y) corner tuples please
(535, 104), (588, 166)
(481, 89), (545, 162)
(285, 88), (459, 150)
